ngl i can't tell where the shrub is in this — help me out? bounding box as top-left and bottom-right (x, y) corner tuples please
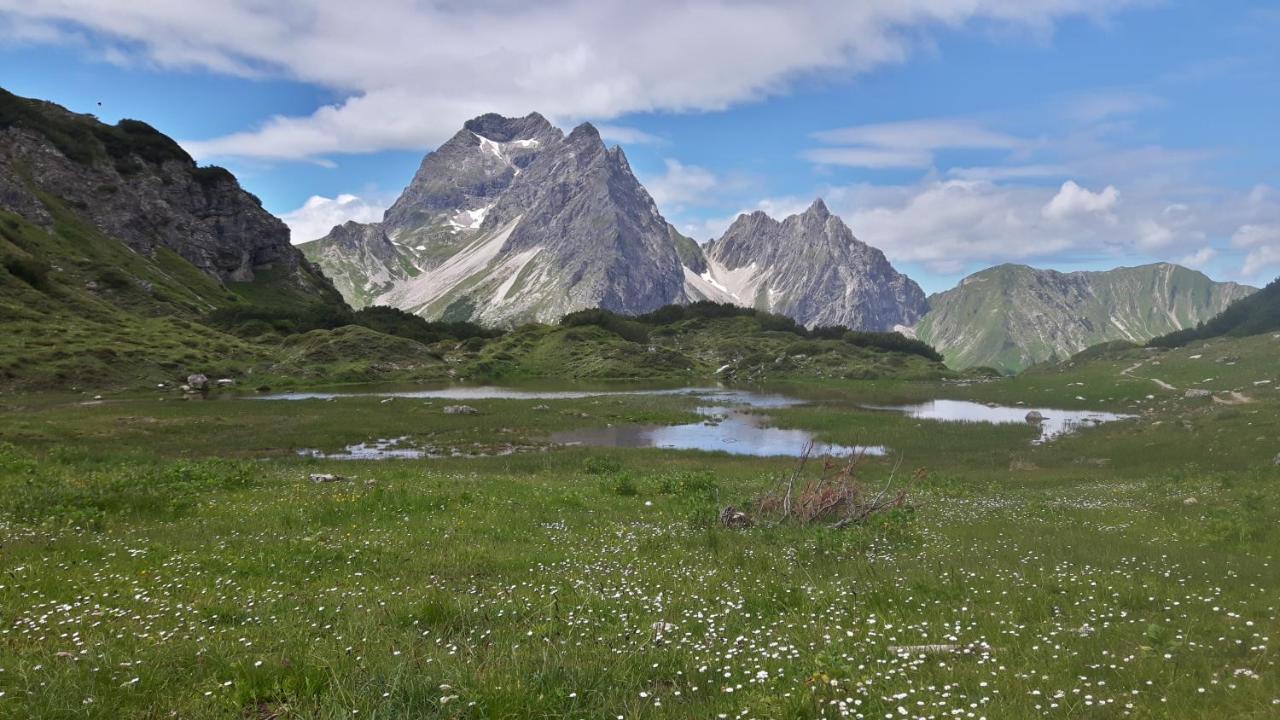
(2, 253), (52, 289)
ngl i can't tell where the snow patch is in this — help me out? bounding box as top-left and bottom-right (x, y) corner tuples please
(682, 266), (738, 305)
(445, 204), (493, 233)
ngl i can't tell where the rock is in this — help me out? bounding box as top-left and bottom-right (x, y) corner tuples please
(1024, 410), (1045, 424)
(186, 374), (209, 391)
(719, 505), (753, 529)
(1273, 453), (1280, 466)
(215, 378), (235, 387)
(309, 473), (347, 483)
(443, 405), (479, 415)
(1184, 389), (1211, 398)
(1183, 497), (1198, 505)
(532, 404), (551, 411)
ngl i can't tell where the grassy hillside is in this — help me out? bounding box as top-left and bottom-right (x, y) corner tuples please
(915, 263), (1254, 373)
(1, 330), (1276, 717)
(1149, 276), (1280, 347)
(458, 302), (951, 382)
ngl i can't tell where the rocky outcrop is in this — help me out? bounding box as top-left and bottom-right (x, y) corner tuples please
(693, 200), (928, 331)
(298, 221), (404, 308)
(0, 88), (334, 297)
(914, 263), (1256, 372)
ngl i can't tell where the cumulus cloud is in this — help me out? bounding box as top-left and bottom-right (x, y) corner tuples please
(0, 0), (1138, 160)
(281, 194), (386, 244)
(643, 159), (720, 210)
(1178, 247), (1217, 269)
(1233, 223), (1280, 278)
(1042, 180), (1119, 220)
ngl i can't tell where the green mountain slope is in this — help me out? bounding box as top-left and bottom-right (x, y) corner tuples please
(914, 263), (1255, 373)
(1149, 276), (1280, 347)
(0, 88), (357, 387)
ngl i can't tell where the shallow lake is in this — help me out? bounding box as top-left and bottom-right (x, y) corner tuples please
(865, 399), (1135, 444)
(268, 385), (1133, 458)
(552, 405), (886, 458)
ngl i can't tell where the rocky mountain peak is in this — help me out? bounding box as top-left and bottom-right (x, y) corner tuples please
(803, 198), (831, 218)
(699, 202), (927, 330)
(462, 112), (557, 142)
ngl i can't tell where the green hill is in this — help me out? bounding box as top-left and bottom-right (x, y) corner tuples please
(1149, 276), (1280, 347)
(914, 263), (1254, 373)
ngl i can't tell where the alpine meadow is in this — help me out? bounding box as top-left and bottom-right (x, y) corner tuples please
(1, 3), (1279, 719)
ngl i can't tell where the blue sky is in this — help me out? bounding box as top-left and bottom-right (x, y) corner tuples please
(2, 1), (1278, 293)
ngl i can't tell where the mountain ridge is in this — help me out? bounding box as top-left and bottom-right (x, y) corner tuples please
(913, 261), (1256, 372)
(306, 116), (929, 331)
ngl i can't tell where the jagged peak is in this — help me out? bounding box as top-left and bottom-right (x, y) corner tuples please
(804, 198), (831, 218)
(461, 111), (557, 142)
(566, 121), (603, 143)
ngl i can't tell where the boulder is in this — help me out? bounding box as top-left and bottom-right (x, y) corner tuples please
(186, 374), (210, 392)
(1024, 410), (1045, 424)
(215, 378), (235, 387)
(1184, 389), (1211, 399)
(1273, 453), (1280, 466)
(719, 505), (753, 529)
(309, 473), (347, 483)
(443, 405), (479, 415)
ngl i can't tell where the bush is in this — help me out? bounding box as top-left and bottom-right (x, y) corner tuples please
(583, 456), (623, 476)
(604, 473), (639, 496)
(353, 305), (501, 345)
(560, 308), (651, 344)
(2, 253), (52, 289)
(96, 266), (134, 289)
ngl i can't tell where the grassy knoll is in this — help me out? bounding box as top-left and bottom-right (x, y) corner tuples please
(0, 336), (1277, 718)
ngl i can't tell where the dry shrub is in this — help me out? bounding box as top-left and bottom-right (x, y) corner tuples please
(749, 442), (910, 529)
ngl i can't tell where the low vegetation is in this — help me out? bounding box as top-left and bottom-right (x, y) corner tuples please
(1, 332), (1277, 718)
(1149, 276), (1280, 347)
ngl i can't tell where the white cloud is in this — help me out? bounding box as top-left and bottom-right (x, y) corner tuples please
(805, 118), (1023, 169)
(1233, 223), (1280, 279)
(0, 0), (1139, 160)
(1231, 223), (1280, 248)
(596, 125), (664, 145)
(801, 147), (934, 169)
(1178, 247), (1216, 269)
(281, 193), (386, 244)
(1063, 89), (1164, 123)
(1241, 246), (1280, 278)
(812, 119), (1022, 150)
(1042, 180), (1119, 220)
(948, 164), (1070, 181)
(643, 159), (720, 210)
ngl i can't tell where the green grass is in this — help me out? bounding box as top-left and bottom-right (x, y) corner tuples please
(1, 334), (1278, 718)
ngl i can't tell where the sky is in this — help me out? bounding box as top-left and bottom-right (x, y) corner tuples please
(1, 1), (1278, 294)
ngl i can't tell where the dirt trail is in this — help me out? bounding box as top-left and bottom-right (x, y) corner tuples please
(1120, 360), (1177, 391)
(1213, 391), (1253, 405)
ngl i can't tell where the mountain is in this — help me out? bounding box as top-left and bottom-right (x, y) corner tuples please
(686, 199), (928, 331)
(0, 88), (348, 387)
(1149, 275), (1280, 347)
(304, 114), (687, 325)
(304, 116), (927, 331)
(913, 263), (1256, 372)
(0, 89), (336, 300)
